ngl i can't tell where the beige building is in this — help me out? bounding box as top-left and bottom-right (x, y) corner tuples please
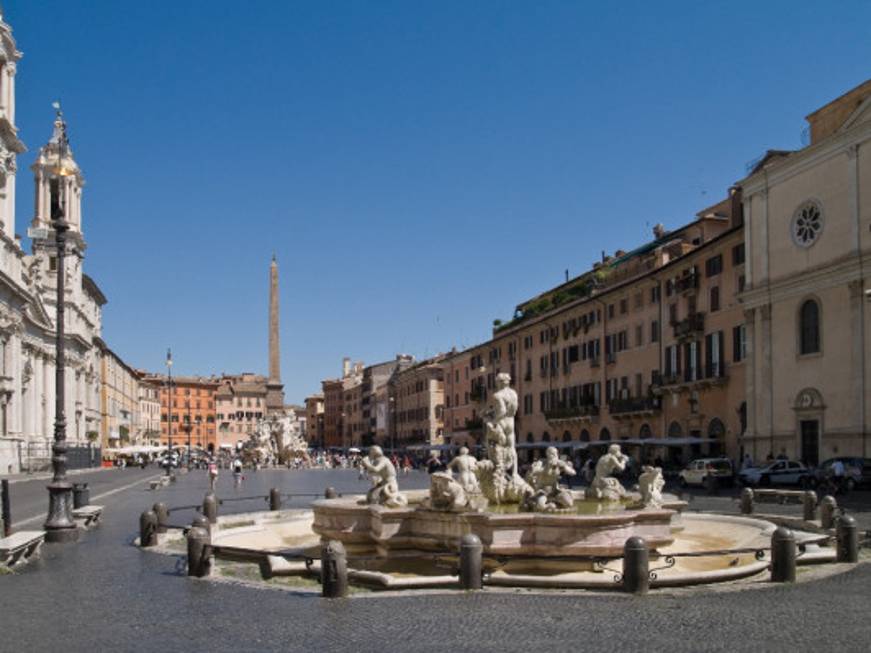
(215, 373), (267, 449)
(390, 356), (446, 448)
(136, 375), (161, 446)
(739, 79), (871, 465)
(304, 394), (324, 448)
(98, 341), (140, 449)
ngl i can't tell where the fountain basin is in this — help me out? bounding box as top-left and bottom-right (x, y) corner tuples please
(312, 489), (685, 557)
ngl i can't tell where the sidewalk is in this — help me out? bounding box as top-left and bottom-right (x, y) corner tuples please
(2, 466), (112, 485)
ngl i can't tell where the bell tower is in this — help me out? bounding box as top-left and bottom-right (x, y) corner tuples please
(0, 9), (25, 240)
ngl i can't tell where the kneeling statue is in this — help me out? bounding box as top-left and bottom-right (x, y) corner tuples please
(635, 465), (665, 508)
(585, 444), (629, 501)
(523, 446), (576, 512)
(359, 446), (408, 508)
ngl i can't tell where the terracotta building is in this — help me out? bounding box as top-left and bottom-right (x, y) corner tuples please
(305, 394), (325, 448)
(149, 375), (218, 452)
(215, 373), (267, 449)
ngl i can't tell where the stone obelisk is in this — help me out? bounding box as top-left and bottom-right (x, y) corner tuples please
(265, 255), (285, 413)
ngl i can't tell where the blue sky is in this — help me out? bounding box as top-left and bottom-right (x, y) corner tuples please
(7, 1), (871, 403)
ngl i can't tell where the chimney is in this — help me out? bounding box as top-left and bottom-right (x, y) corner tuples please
(730, 186), (744, 228)
(653, 223), (666, 239)
(342, 357), (351, 378)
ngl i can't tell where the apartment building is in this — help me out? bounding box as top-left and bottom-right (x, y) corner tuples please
(304, 394), (325, 448)
(97, 341), (140, 449)
(149, 375), (218, 452)
(444, 197), (747, 463)
(360, 355), (415, 447)
(215, 373), (268, 449)
(137, 376), (161, 446)
(322, 357), (362, 448)
(739, 79), (871, 465)
(390, 356), (446, 447)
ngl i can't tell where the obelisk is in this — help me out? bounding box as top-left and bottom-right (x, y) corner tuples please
(265, 255), (285, 413)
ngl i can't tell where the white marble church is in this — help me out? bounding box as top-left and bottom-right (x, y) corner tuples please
(0, 10), (105, 473)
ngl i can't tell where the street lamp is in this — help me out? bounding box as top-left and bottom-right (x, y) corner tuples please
(184, 403), (192, 470)
(165, 348), (173, 477)
(44, 102), (78, 543)
(388, 396), (396, 454)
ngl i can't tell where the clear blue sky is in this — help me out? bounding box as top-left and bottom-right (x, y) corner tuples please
(7, 1), (871, 403)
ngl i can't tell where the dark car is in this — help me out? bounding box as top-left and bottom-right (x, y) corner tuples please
(813, 457), (871, 491)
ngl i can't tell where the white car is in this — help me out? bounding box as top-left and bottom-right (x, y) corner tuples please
(739, 460), (811, 487)
(678, 458), (733, 487)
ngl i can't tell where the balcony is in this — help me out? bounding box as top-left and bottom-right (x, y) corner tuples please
(605, 352), (616, 365)
(590, 357), (601, 368)
(656, 362), (729, 394)
(469, 386), (486, 403)
(673, 312), (705, 340)
(674, 269), (699, 293)
(544, 404), (600, 423)
(464, 417), (484, 432)
(608, 396), (661, 419)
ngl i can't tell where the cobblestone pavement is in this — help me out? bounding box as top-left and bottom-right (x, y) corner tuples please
(1, 469), (870, 652)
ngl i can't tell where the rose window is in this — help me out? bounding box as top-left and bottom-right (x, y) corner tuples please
(791, 201), (823, 248)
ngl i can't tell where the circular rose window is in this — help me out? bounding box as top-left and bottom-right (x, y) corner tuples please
(791, 200), (823, 248)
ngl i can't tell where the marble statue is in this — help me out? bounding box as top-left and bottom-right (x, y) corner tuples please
(425, 472), (468, 511)
(475, 373), (532, 504)
(447, 447), (480, 495)
(359, 446), (408, 508)
(636, 465), (665, 508)
(585, 443), (629, 501)
(523, 446), (576, 512)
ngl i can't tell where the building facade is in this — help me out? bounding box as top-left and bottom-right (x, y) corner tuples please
(739, 79), (871, 465)
(390, 356), (446, 448)
(137, 375), (161, 446)
(304, 394), (324, 448)
(150, 375), (218, 452)
(97, 341), (139, 450)
(215, 373), (267, 449)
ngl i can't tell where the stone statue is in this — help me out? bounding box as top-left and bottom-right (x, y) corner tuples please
(359, 445), (408, 508)
(425, 472), (468, 511)
(523, 446), (576, 512)
(447, 446), (480, 495)
(585, 443), (629, 501)
(636, 465), (665, 508)
(475, 373), (532, 504)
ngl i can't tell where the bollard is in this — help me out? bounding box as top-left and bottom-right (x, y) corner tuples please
(203, 492), (218, 524)
(321, 540), (348, 598)
(1, 478), (11, 537)
(324, 487), (338, 500)
(169, 473), (177, 484)
(186, 526), (211, 577)
(269, 488), (282, 511)
(72, 483), (90, 509)
(802, 490), (817, 522)
(191, 515), (211, 537)
(139, 509), (158, 547)
(622, 536), (649, 594)
(459, 534), (483, 590)
(836, 515), (859, 563)
(770, 527), (796, 583)
(820, 495), (838, 529)
(153, 502), (169, 534)
(705, 474), (719, 495)
(740, 487), (754, 515)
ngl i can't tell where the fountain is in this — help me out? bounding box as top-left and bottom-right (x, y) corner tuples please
(311, 373), (684, 559)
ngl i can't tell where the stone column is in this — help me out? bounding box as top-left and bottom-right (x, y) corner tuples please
(759, 304), (774, 456)
(744, 307), (757, 460)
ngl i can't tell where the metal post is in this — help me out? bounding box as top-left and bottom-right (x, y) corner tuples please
(153, 502), (168, 534)
(139, 509), (158, 547)
(324, 487), (338, 500)
(770, 527), (796, 583)
(321, 540), (348, 598)
(44, 117), (78, 543)
(705, 474), (719, 495)
(820, 495), (838, 529)
(165, 349), (173, 477)
(802, 490), (817, 522)
(203, 492), (218, 524)
(1, 478), (11, 537)
(186, 526), (210, 577)
(836, 515), (858, 563)
(191, 515), (210, 536)
(269, 488), (281, 511)
(622, 536), (649, 594)
(740, 487), (754, 514)
(459, 533), (483, 590)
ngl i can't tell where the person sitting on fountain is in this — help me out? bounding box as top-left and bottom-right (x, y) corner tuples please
(482, 373), (520, 480)
(524, 446), (576, 512)
(359, 445), (408, 508)
(585, 443), (630, 501)
(447, 446), (480, 494)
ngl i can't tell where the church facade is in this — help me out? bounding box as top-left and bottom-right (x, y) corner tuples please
(0, 11), (105, 473)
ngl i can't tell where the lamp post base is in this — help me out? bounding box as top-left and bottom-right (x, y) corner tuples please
(44, 481), (79, 543)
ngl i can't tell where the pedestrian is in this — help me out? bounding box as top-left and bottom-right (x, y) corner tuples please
(741, 453), (753, 471)
(831, 458), (846, 494)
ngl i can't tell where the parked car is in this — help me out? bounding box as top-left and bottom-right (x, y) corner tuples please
(812, 457), (871, 492)
(678, 458), (734, 487)
(739, 460), (811, 488)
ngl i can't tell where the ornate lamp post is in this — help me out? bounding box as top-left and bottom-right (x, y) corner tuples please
(184, 403), (193, 470)
(44, 103), (78, 543)
(165, 348), (173, 477)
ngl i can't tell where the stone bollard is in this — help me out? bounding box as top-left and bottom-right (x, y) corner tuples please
(169, 473), (177, 484)
(203, 492), (218, 524)
(153, 502), (169, 534)
(459, 534), (483, 590)
(269, 488), (282, 511)
(740, 488), (754, 515)
(324, 487), (338, 500)
(820, 495), (838, 529)
(321, 540), (348, 598)
(139, 509), (158, 547)
(802, 490), (817, 522)
(186, 526), (211, 577)
(770, 527), (796, 583)
(837, 515), (859, 563)
(191, 515), (211, 537)
(73, 483), (90, 509)
(705, 474), (719, 495)
(622, 536), (649, 595)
